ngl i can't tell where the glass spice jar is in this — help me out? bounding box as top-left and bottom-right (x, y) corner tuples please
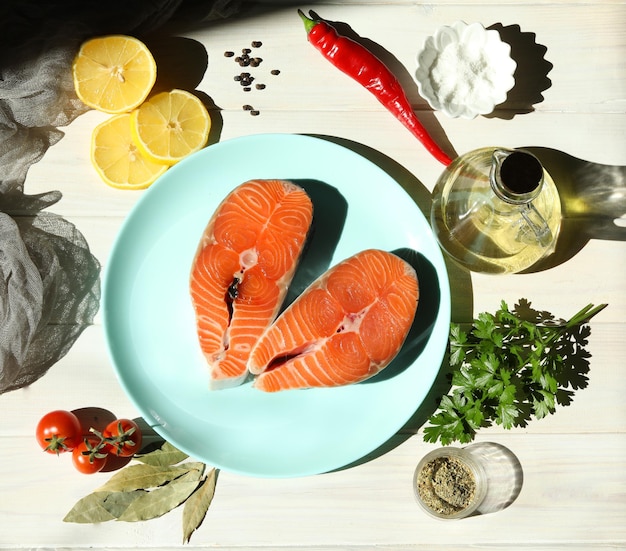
(413, 446), (488, 519)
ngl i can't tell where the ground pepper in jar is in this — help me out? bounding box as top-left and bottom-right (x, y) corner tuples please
(416, 455), (476, 516)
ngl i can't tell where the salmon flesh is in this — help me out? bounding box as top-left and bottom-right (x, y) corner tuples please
(190, 179), (313, 389)
(248, 249), (419, 392)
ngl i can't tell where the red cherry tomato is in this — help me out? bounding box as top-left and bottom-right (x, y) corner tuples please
(36, 410), (83, 455)
(103, 418), (143, 457)
(72, 437), (108, 474)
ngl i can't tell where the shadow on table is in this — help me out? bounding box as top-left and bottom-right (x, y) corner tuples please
(466, 441), (524, 516)
(522, 148), (626, 273)
(486, 23), (554, 119)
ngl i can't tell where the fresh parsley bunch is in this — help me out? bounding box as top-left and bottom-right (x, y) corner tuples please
(424, 299), (607, 445)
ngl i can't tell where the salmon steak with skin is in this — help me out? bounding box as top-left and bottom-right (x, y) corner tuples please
(189, 179), (313, 389)
(248, 249), (419, 392)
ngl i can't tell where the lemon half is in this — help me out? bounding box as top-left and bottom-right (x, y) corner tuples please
(73, 35), (157, 114)
(130, 89), (211, 166)
(91, 113), (168, 190)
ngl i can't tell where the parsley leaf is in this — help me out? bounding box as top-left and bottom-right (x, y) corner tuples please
(423, 300), (607, 445)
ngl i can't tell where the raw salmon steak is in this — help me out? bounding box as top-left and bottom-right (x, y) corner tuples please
(190, 179), (313, 389)
(248, 249), (419, 392)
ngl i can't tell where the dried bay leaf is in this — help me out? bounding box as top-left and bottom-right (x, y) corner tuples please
(182, 468), (217, 543)
(96, 463), (186, 492)
(102, 489), (147, 518)
(63, 437), (216, 542)
(97, 462), (204, 493)
(136, 441), (188, 466)
(65, 490), (149, 523)
(117, 469), (202, 522)
(64, 492), (116, 523)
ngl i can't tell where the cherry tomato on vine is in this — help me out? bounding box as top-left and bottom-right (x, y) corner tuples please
(72, 437), (108, 474)
(36, 410), (83, 455)
(103, 418), (142, 457)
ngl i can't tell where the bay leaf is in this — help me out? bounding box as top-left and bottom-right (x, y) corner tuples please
(135, 441), (188, 466)
(97, 462), (203, 493)
(63, 492), (116, 523)
(117, 469), (202, 522)
(102, 489), (147, 518)
(181, 462), (206, 478)
(182, 468), (217, 543)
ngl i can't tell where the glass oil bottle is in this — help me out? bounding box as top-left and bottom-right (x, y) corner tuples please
(431, 147), (562, 274)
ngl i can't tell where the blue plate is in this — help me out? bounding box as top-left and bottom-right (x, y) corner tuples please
(103, 134), (450, 478)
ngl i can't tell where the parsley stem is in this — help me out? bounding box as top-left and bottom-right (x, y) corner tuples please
(565, 303), (608, 328)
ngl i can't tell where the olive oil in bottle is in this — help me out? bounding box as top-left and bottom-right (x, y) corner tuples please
(431, 147), (562, 274)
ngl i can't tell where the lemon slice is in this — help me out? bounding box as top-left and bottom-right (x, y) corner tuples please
(130, 89), (211, 166)
(91, 113), (168, 190)
(73, 35), (157, 114)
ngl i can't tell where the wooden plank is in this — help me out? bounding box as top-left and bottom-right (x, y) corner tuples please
(23, 109), (626, 217)
(184, 3), (626, 113)
(22, 3), (626, 212)
(1, 320), (623, 439)
(0, 432), (623, 547)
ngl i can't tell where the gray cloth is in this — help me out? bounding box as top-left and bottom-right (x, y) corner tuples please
(0, 0), (242, 393)
(0, 23), (98, 394)
(0, 213), (44, 389)
(0, 193), (101, 393)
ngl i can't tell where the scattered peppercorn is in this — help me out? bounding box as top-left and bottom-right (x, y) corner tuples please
(224, 40), (280, 117)
(242, 104), (260, 116)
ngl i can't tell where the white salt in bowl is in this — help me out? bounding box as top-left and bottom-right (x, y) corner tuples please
(415, 21), (517, 119)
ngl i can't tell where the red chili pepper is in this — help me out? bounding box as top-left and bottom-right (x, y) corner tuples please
(298, 10), (452, 166)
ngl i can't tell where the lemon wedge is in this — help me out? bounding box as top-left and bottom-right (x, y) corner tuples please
(73, 35), (157, 114)
(91, 113), (168, 190)
(130, 89), (211, 166)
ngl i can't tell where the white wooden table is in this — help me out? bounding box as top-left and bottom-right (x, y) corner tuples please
(1, 1), (625, 549)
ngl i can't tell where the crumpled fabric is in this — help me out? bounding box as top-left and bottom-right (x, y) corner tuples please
(0, 213), (44, 389)
(0, 24), (88, 194)
(0, 191), (102, 393)
(0, 0), (242, 393)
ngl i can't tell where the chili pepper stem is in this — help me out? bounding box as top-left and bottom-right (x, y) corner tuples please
(298, 9), (316, 34)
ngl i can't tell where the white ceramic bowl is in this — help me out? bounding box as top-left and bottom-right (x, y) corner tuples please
(415, 21), (517, 119)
